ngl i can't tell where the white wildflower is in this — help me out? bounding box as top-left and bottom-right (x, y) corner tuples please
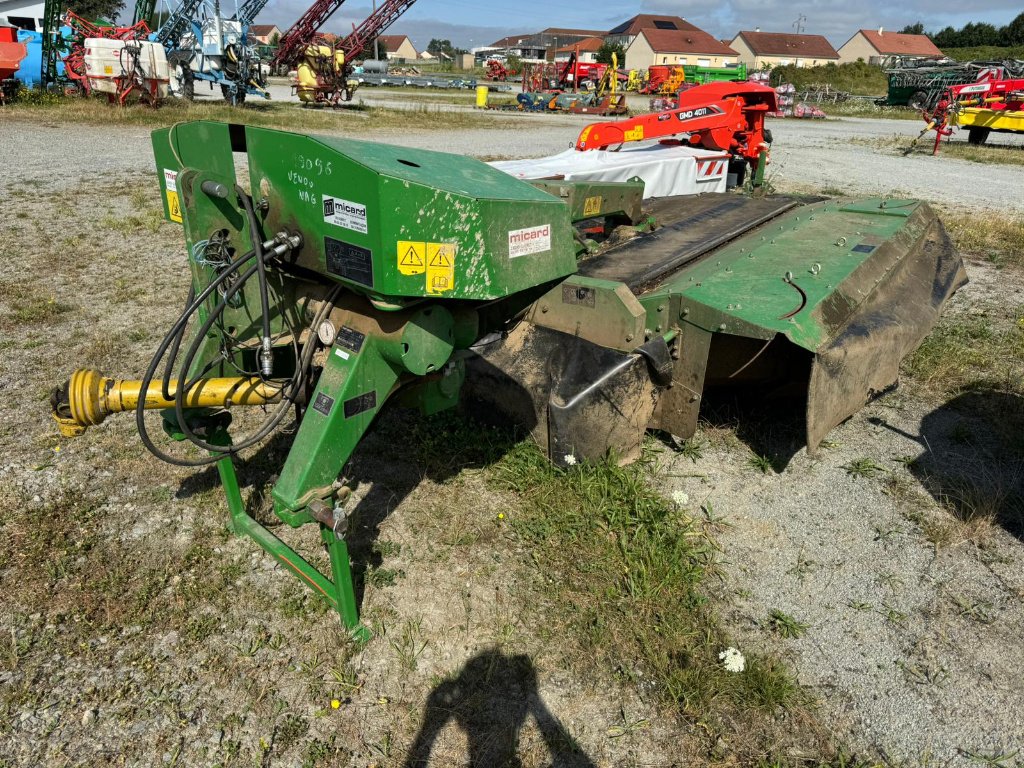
(719, 647), (745, 673)
(671, 490), (689, 507)
(564, 454), (577, 466)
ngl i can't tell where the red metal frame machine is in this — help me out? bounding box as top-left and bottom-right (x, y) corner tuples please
(575, 81), (777, 183)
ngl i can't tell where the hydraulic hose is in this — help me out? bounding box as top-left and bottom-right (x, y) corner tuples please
(162, 283), (195, 400)
(136, 254), (262, 467)
(236, 185), (274, 378)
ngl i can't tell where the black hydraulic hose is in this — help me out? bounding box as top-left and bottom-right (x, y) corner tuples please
(171, 260), (285, 453)
(135, 250), (259, 467)
(236, 185), (273, 378)
(162, 283), (195, 400)
(171, 282), (341, 456)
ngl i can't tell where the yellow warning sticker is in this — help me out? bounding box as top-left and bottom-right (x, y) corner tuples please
(167, 190), (182, 223)
(425, 243), (456, 295)
(583, 195), (602, 217)
(397, 241), (426, 275)
(624, 125), (644, 142)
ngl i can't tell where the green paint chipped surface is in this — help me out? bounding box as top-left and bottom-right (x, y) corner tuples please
(658, 199), (924, 351)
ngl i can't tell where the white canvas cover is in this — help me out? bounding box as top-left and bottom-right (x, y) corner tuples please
(489, 143), (730, 198)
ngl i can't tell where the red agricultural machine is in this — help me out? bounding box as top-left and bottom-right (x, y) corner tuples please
(485, 58), (515, 81)
(61, 12), (166, 105)
(912, 73), (1024, 155)
(576, 80), (776, 180)
(272, 0), (418, 105)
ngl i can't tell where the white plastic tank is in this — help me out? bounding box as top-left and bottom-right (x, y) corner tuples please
(83, 38), (170, 100)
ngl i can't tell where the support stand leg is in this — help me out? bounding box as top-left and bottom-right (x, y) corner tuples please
(213, 445), (369, 639)
(322, 526), (370, 642)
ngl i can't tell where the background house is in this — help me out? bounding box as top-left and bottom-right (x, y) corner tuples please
(838, 28), (944, 64)
(480, 27), (604, 62)
(552, 37), (603, 64)
(625, 28), (738, 68)
(378, 34), (418, 60)
(729, 31), (839, 68)
(606, 14), (700, 48)
(248, 24), (280, 45)
(0, 0), (44, 31)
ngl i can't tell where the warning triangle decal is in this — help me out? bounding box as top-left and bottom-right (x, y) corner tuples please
(429, 249), (451, 267)
(401, 246), (424, 266)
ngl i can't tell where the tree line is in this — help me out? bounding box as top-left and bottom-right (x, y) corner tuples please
(900, 12), (1024, 48)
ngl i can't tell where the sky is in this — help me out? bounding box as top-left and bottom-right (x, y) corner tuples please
(228, 0), (1021, 50)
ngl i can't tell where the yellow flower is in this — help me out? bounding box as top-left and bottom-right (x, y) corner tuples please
(497, 513), (505, 520)
(331, 699), (341, 710)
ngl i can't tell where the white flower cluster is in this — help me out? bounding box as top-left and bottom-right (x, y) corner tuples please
(671, 490), (689, 507)
(564, 454), (578, 466)
(719, 646), (745, 673)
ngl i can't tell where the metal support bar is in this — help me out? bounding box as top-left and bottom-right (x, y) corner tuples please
(214, 435), (369, 639)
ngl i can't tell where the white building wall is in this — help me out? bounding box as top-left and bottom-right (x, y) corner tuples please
(0, 0), (45, 31)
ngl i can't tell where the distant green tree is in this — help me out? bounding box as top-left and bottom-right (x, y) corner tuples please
(1001, 11), (1024, 45)
(361, 36), (383, 59)
(899, 22), (926, 35)
(427, 38), (455, 57)
(595, 41), (625, 65)
(958, 21), (1000, 46)
(932, 26), (960, 48)
(269, 31), (280, 47)
(66, 0), (124, 22)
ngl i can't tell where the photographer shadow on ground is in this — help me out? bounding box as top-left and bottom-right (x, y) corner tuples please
(403, 648), (597, 768)
(869, 387), (1024, 542)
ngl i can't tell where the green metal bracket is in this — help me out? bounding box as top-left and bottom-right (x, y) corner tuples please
(215, 443), (369, 640)
(753, 150), (767, 188)
(528, 177), (645, 224)
(527, 275), (646, 353)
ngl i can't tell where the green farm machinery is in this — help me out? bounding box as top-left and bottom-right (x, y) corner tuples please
(52, 121), (966, 635)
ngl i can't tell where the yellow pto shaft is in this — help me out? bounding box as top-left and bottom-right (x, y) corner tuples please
(52, 368), (281, 437)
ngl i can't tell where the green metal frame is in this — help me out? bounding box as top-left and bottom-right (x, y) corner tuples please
(40, 0), (64, 87)
(214, 435), (368, 639)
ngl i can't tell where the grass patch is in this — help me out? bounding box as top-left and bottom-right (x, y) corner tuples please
(942, 211), (1024, 268)
(4, 92), (514, 132)
(2, 283), (75, 326)
(904, 313), (1024, 396)
(843, 458), (888, 479)
(865, 134), (1024, 166)
(818, 101), (922, 120)
(491, 441), (810, 744)
(767, 610), (809, 639)
(769, 61), (887, 97)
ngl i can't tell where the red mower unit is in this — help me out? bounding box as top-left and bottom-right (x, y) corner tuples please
(486, 59), (513, 81)
(575, 81), (777, 179)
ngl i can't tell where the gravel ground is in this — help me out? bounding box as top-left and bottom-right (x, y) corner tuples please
(662, 265), (1024, 764)
(1, 113), (1023, 765)
(3, 105), (1022, 213)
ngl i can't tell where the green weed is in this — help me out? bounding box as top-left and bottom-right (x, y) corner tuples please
(767, 610), (809, 639)
(843, 457), (888, 479)
(492, 441), (804, 720)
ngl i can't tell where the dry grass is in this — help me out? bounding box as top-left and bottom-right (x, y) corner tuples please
(4, 91), (514, 132)
(942, 211), (1024, 268)
(851, 134), (1024, 166)
(822, 101), (921, 120)
(489, 438), (838, 760)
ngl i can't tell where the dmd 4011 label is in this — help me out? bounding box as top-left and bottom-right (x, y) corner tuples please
(322, 195), (368, 234)
(508, 224), (551, 258)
